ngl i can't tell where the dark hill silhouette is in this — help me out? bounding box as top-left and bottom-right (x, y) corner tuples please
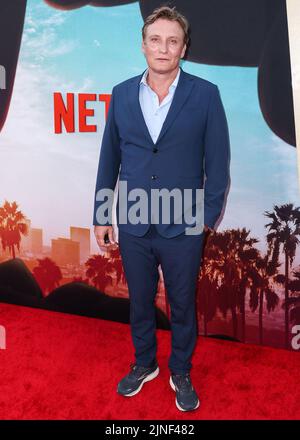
(206, 334), (241, 343)
(44, 281), (170, 329)
(0, 259), (170, 329)
(0, 259), (245, 342)
(0, 258), (43, 298)
(0, 285), (45, 309)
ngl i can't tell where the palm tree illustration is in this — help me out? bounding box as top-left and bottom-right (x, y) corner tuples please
(231, 230), (260, 343)
(105, 247), (127, 287)
(85, 254), (114, 292)
(0, 200), (28, 259)
(197, 242), (218, 336)
(277, 268), (300, 328)
(264, 203), (300, 349)
(33, 257), (62, 296)
(249, 254), (280, 345)
(200, 228), (261, 341)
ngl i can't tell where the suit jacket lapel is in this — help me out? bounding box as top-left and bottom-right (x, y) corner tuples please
(127, 68), (154, 147)
(155, 68), (194, 145)
(127, 66), (195, 147)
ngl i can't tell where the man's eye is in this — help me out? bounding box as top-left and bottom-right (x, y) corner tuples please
(171, 40), (177, 44)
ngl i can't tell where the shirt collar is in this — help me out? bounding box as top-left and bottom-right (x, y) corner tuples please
(140, 67), (181, 91)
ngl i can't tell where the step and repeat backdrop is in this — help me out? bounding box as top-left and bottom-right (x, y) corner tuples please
(0, 0), (299, 351)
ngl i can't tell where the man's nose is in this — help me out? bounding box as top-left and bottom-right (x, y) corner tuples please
(159, 42), (168, 52)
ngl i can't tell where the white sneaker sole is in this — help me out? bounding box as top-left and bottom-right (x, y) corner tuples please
(118, 366), (160, 397)
(169, 375), (200, 411)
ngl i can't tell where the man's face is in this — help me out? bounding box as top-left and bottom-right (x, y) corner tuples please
(142, 18), (186, 74)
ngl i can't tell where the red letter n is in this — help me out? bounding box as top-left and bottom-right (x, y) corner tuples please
(54, 92), (75, 134)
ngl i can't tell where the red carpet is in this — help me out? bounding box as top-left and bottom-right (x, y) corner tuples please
(0, 301), (299, 420)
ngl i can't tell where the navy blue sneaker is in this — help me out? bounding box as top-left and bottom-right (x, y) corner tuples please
(117, 361), (159, 397)
(169, 373), (200, 411)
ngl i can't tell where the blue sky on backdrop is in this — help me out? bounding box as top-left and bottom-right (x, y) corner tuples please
(0, 0), (299, 256)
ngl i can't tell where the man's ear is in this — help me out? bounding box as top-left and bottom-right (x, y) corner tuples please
(141, 39), (146, 55)
(181, 43), (187, 59)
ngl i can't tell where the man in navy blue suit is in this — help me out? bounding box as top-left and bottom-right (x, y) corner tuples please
(93, 5), (230, 412)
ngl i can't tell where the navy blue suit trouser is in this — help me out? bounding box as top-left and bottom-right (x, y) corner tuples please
(118, 223), (205, 375)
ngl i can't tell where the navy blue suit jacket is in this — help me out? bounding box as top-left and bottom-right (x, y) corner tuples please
(93, 66), (230, 238)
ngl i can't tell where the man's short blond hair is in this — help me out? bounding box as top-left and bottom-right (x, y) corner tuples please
(142, 5), (190, 46)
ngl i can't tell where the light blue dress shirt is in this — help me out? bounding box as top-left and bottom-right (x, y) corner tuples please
(139, 67), (181, 144)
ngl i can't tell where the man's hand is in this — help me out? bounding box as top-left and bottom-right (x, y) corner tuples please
(94, 225), (118, 252)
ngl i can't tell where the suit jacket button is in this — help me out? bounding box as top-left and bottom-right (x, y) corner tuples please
(153, 147), (158, 153)
(151, 175), (157, 180)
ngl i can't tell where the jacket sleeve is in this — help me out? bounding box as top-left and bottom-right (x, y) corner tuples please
(203, 85), (230, 230)
(93, 86), (121, 226)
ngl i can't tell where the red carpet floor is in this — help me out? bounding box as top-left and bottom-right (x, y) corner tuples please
(0, 301), (299, 420)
